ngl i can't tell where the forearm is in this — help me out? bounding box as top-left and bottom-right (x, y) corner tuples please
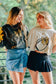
(52, 45), (56, 53)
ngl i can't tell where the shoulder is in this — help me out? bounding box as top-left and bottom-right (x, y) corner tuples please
(44, 29), (56, 36)
(48, 29), (56, 32)
(2, 24), (12, 30)
(29, 26), (40, 34)
(49, 29), (56, 36)
(2, 24), (11, 28)
(2, 24), (12, 31)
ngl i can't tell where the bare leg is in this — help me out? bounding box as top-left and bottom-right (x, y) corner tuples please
(41, 71), (54, 84)
(20, 68), (27, 84)
(29, 69), (40, 84)
(9, 71), (20, 84)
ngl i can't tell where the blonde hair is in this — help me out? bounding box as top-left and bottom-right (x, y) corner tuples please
(36, 11), (53, 29)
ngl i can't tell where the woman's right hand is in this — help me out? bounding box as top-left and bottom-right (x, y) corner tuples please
(35, 50), (44, 54)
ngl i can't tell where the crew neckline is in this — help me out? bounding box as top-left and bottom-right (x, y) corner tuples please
(12, 23), (19, 27)
(36, 26), (52, 30)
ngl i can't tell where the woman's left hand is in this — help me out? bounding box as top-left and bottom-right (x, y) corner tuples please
(52, 33), (56, 53)
(52, 45), (56, 53)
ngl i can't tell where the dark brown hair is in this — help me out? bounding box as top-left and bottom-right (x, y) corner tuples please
(7, 7), (22, 25)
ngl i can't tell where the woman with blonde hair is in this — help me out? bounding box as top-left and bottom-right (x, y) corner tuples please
(27, 11), (56, 84)
(0, 7), (28, 84)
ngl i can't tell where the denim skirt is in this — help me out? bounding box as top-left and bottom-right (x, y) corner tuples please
(27, 51), (53, 72)
(6, 48), (28, 72)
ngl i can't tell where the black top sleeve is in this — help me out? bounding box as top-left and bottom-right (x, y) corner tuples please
(0, 24), (17, 49)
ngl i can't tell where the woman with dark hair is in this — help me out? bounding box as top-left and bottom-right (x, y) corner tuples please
(27, 11), (56, 84)
(0, 7), (28, 84)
